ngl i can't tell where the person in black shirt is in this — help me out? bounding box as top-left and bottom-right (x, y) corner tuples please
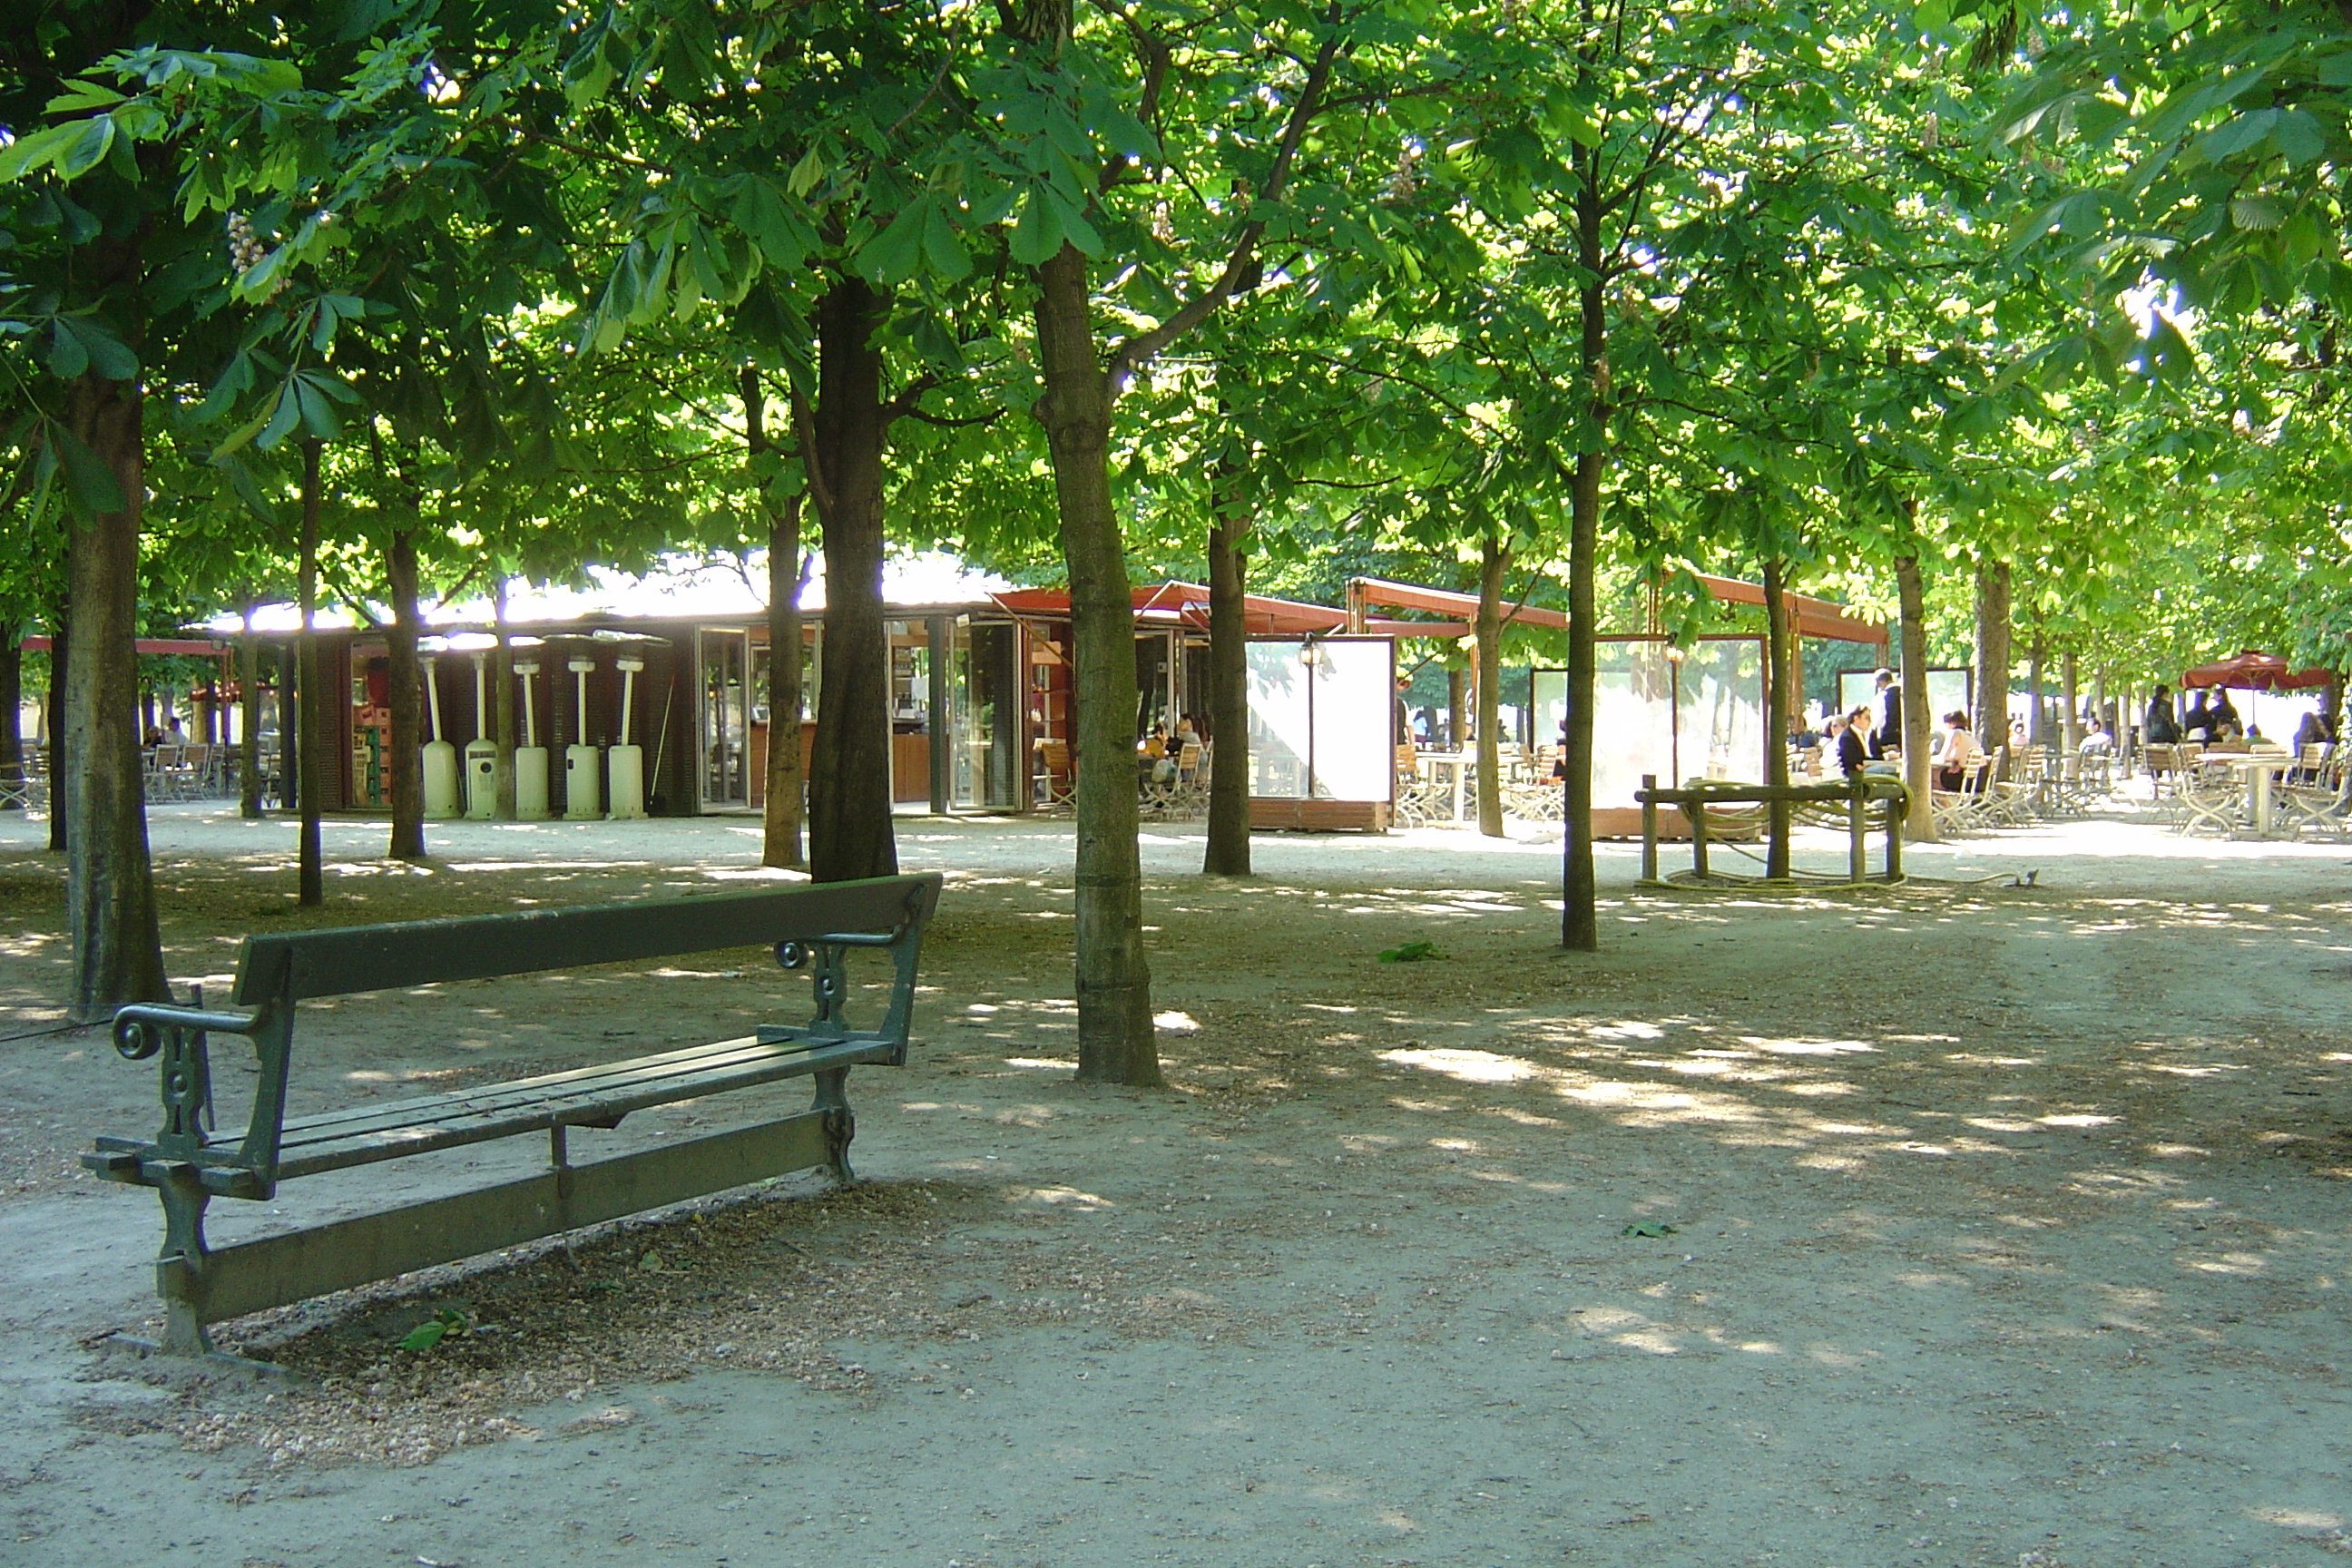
(1837, 706), (1873, 777)
(2205, 687), (2241, 739)
(2181, 691), (2213, 743)
(2144, 685), (2180, 745)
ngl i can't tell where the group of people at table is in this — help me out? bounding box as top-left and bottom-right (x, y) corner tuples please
(1787, 668), (2124, 795)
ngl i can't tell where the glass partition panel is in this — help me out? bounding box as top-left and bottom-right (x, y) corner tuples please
(1246, 641), (1311, 799)
(1530, 669), (1568, 755)
(1592, 641), (1678, 810)
(1678, 638), (1766, 783)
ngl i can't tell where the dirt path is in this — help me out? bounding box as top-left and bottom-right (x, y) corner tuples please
(1, 808), (2347, 1566)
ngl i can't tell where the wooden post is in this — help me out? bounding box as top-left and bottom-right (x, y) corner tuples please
(1883, 788), (1903, 881)
(1640, 774), (1658, 883)
(1689, 796), (1710, 881)
(1847, 780), (1867, 882)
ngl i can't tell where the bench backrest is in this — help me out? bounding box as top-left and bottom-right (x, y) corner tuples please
(231, 875), (942, 1004)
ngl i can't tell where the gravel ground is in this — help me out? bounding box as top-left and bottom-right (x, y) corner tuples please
(1, 800), (2348, 1566)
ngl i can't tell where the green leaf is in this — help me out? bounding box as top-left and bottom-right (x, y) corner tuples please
(211, 404), (274, 458)
(56, 117), (115, 180)
(1008, 187), (1064, 266)
(787, 145), (825, 199)
(1620, 1221), (1678, 1239)
(45, 320), (86, 380)
(398, 1308), (468, 1352)
(256, 384), (303, 450)
(861, 198), (929, 285)
(923, 203), (972, 282)
(52, 315), (138, 381)
(45, 419), (125, 516)
(0, 123), (76, 181)
(45, 80), (126, 113)
(1377, 939), (1440, 963)
(2272, 109), (2327, 169)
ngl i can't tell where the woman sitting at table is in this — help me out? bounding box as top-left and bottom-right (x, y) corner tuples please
(1932, 711), (1983, 793)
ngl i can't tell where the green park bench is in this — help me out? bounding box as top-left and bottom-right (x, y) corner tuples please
(85, 875), (942, 1359)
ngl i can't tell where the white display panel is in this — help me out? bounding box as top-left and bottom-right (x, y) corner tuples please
(1246, 638), (1395, 801)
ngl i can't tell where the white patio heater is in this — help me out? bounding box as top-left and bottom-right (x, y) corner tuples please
(420, 652), (458, 818)
(464, 650), (497, 819)
(564, 653), (603, 819)
(607, 652), (648, 818)
(513, 652), (550, 819)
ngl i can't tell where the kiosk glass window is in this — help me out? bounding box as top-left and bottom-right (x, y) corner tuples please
(699, 628), (751, 808)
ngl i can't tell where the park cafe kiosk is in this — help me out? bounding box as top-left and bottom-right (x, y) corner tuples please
(251, 578), (1426, 826)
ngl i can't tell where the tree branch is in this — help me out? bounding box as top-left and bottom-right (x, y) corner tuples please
(1105, 15), (1343, 388)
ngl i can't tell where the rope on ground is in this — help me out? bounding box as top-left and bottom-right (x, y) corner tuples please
(0, 1021), (88, 1044)
(1651, 866), (2015, 892)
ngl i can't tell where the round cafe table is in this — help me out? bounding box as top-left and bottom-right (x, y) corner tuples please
(2225, 751), (2297, 838)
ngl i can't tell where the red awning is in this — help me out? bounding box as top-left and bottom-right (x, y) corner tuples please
(1343, 573), (1885, 646)
(2180, 651), (2334, 691)
(989, 582), (1350, 638)
(18, 635), (232, 657)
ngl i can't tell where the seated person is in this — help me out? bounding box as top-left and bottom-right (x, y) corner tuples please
(1932, 711), (1983, 792)
(2078, 714), (2114, 754)
(1836, 706), (1873, 778)
(2206, 688), (2241, 737)
(2180, 691), (2213, 744)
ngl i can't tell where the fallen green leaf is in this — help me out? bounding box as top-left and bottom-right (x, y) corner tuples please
(1377, 940), (1440, 963)
(397, 1307), (468, 1352)
(1620, 1221), (1678, 1239)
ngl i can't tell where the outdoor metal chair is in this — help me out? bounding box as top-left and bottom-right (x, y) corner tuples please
(2171, 762), (2243, 837)
(1034, 740), (1075, 816)
(2281, 760), (2352, 840)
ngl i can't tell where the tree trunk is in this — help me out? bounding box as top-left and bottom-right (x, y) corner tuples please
(492, 577), (515, 818)
(1472, 532), (1510, 838)
(1893, 541), (1936, 842)
(1446, 665), (1465, 751)
(0, 635), (21, 809)
(1202, 464), (1251, 876)
(2026, 623), (2045, 747)
(297, 439), (325, 907)
(1033, 240), (1160, 1086)
(1975, 557), (2012, 776)
(46, 607), (67, 853)
(62, 362), (166, 1014)
(747, 367), (807, 871)
(1761, 554), (1792, 877)
(385, 530), (426, 860)
(238, 604), (263, 818)
(804, 278), (898, 883)
(1561, 140), (1609, 951)
(2062, 649), (2080, 752)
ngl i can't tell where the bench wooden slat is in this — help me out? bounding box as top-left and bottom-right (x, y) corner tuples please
(234, 877), (936, 1004)
(255, 1037), (892, 1180)
(249, 1032), (858, 1147)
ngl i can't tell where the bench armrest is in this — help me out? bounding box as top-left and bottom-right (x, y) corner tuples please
(94, 993), (296, 1199)
(772, 882), (936, 1062)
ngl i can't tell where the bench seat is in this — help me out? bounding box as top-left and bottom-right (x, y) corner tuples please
(93, 1030), (891, 1185)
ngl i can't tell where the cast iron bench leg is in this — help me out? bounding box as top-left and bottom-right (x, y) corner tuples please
(814, 1066), (856, 1182)
(155, 1161), (217, 1356)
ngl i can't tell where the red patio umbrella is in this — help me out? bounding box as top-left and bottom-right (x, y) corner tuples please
(2179, 650), (2334, 691)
